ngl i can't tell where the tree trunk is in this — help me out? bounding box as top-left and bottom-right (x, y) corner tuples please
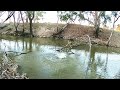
(95, 25), (99, 38)
(26, 17), (28, 23)
(20, 11), (25, 35)
(27, 11), (35, 37)
(94, 11), (100, 38)
(94, 19), (100, 38)
(107, 18), (116, 46)
(13, 13), (18, 35)
(29, 19), (33, 37)
(57, 12), (59, 32)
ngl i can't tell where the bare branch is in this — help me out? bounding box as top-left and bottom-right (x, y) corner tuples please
(114, 15), (120, 24)
(3, 11), (15, 23)
(84, 18), (94, 25)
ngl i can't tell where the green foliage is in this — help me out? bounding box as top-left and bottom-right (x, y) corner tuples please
(58, 11), (120, 38)
(26, 11), (35, 20)
(58, 11), (114, 26)
(33, 11), (45, 22)
(101, 11), (112, 25)
(111, 11), (118, 17)
(78, 12), (85, 20)
(58, 11), (79, 22)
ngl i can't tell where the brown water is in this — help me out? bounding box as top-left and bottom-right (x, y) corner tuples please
(0, 35), (120, 79)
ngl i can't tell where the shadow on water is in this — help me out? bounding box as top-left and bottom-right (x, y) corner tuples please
(1, 35), (120, 79)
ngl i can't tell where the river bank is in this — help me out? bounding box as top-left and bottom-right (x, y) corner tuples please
(0, 52), (29, 79)
(0, 23), (120, 48)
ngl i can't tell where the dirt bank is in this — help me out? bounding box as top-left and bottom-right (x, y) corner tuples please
(34, 23), (120, 48)
(0, 23), (120, 48)
(59, 24), (120, 47)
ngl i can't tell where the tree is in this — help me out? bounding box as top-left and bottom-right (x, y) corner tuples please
(58, 11), (112, 38)
(13, 11), (21, 35)
(58, 11), (78, 23)
(20, 11), (25, 34)
(26, 11), (35, 37)
(24, 11), (29, 23)
(57, 11), (59, 31)
(33, 11), (45, 23)
(107, 11), (120, 46)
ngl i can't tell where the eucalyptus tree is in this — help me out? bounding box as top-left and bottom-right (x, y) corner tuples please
(107, 11), (120, 46)
(25, 11), (45, 37)
(33, 11), (45, 23)
(20, 11), (25, 34)
(13, 11), (21, 35)
(58, 11), (112, 38)
(26, 11), (35, 37)
(24, 11), (29, 23)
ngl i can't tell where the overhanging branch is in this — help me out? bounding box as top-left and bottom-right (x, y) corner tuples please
(3, 11), (15, 23)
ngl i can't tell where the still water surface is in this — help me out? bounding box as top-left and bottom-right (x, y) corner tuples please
(0, 35), (120, 79)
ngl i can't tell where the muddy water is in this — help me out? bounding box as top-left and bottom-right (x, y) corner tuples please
(0, 35), (120, 79)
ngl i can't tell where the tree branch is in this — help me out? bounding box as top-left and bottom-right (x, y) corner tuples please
(84, 18), (94, 25)
(3, 11), (15, 23)
(114, 15), (120, 24)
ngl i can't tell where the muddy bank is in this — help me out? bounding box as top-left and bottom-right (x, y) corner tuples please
(0, 23), (120, 48)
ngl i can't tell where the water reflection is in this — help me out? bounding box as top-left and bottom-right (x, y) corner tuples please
(0, 35), (120, 79)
